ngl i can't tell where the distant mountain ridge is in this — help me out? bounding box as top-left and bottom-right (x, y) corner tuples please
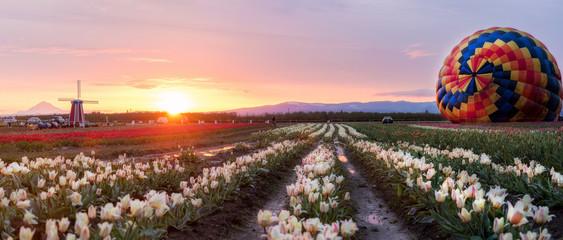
(222, 101), (439, 115)
(9, 101), (67, 116)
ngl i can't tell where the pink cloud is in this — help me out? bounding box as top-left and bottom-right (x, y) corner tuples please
(401, 44), (436, 59)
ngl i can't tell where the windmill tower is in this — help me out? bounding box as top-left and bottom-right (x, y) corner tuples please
(58, 80), (99, 127)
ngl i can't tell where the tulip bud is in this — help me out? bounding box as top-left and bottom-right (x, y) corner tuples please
(319, 202), (329, 213)
(493, 217), (504, 234)
(292, 204), (302, 216)
(19, 226), (35, 240)
(40, 192), (47, 201)
(59, 217), (70, 233)
(97, 222), (113, 238)
(88, 206), (96, 219)
(59, 176), (67, 187)
(472, 198), (485, 213)
(37, 179), (45, 189)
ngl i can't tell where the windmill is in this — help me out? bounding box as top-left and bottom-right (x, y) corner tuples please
(58, 80), (99, 127)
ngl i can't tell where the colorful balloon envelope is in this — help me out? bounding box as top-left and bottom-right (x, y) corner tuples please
(437, 27), (562, 123)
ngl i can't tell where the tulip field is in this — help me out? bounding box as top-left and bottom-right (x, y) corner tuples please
(0, 122), (561, 239)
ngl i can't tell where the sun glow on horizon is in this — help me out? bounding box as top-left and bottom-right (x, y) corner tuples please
(157, 91), (192, 114)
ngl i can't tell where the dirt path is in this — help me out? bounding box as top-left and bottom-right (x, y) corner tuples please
(334, 142), (415, 240)
(228, 146), (317, 240)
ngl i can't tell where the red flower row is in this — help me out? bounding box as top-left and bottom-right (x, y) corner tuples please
(0, 123), (263, 143)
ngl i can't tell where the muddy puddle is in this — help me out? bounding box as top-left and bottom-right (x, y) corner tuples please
(131, 144), (239, 161)
(335, 144), (414, 240)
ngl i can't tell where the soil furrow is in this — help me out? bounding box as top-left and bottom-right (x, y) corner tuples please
(335, 142), (415, 240)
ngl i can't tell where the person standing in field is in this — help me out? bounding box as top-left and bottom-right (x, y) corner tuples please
(272, 116), (277, 128)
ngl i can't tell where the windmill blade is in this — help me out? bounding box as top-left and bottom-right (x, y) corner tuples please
(82, 100), (99, 104)
(77, 80), (81, 99)
(58, 98), (75, 101)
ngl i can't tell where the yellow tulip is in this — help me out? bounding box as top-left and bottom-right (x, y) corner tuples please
(97, 222), (113, 238)
(458, 208), (472, 223)
(119, 194), (131, 210)
(65, 233), (77, 240)
(341, 219), (358, 238)
(539, 228), (551, 240)
(129, 200), (146, 217)
(303, 218), (322, 233)
(190, 198), (203, 209)
(16, 200), (31, 209)
(456, 196), (466, 209)
(257, 210), (276, 227)
(489, 196), (505, 209)
(59, 176), (67, 187)
(278, 210), (290, 222)
(533, 206), (554, 224)
(69, 192), (82, 206)
(434, 190), (448, 203)
(472, 198), (485, 213)
(19, 226), (35, 240)
(493, 217), (504, 234)
(519, 231), (538, 240)
(319, 202), (330, 213)
(45, 219), (58, 240)
(23, 210), (38, 225)
(58, 217), (70, 233)
(321, 183), (335, 196)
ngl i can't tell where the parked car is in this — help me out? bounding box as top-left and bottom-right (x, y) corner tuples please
(3, 116), (16, 124)
(52, 116), (65, 124)
(382, 116), (393, 124)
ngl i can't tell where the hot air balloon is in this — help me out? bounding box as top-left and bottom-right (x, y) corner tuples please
(436, 27), (562, 123)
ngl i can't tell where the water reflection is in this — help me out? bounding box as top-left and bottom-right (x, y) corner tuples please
(367, 214), (383, 225)
(335, 146), (348, 163)
(197, 145), (235, 157)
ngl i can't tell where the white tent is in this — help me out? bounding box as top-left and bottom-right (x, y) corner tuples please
(157, 117), (169, 124)
(27, 117), (41, 123)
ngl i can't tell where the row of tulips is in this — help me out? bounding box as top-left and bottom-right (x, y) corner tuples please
(323, 124), (335, 140)
(251, 124), (322, 143)
(0, 123), (264, 144)
(393, 141), (563, 207)
(338, 125), (366, 139)
(258, 144), (358, 239)
(346, 123), (562, 171)
(346, 136), (556, 239)
(0, 124), (314, 239)
(309, 124), (329, 138)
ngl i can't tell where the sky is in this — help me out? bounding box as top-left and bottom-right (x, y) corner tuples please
(1, 0), (562, 113)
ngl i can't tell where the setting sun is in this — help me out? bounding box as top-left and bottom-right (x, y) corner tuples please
(157, 91), (192, 114)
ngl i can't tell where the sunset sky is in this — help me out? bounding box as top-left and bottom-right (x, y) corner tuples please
(1, 0), (562, 114)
